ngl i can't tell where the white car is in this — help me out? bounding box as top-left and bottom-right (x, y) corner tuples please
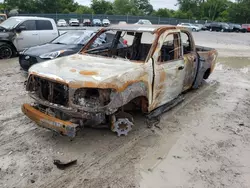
(0, 16), (59, 59)
(135, 19), (152, 25)
(102, 19), (110, 27)
(57, 19), (67, 27)
(118, 21), (127, 25)
(69, 18), (80, 26)
(177, 23), (200, 32)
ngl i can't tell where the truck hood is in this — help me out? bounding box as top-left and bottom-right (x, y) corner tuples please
(0, 31), (15, 40)
(29, 54), (146, 89)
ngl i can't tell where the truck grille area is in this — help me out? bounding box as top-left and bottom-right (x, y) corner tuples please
(27, 75), (69, 106)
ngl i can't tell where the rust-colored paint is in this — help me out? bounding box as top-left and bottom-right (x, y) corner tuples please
(22, 104), (77, 137)
(79, 70), (98, 76)
(30, 72), (67, 85)
(69, 79), (148, 92)
(70, 69), (77, 72)
(160, 69), (166, 83)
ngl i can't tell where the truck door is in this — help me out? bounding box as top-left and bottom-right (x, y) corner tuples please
(180, 30), (199, 91)
(149, 31), (185, 111)
(36, 20), (58, 45)
(14, 20), (40, 51)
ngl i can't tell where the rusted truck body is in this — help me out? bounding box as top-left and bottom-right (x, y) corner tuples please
(22, 25), (218, 137)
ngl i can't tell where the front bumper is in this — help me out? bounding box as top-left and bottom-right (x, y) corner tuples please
(22, 104), (78, 137)
(19, 55), (46, 71)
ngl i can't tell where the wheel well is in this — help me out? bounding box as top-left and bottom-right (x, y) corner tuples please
(203, 68), (211, 79)
(0, 40), (17, 53)
(123, 96), (149, 113)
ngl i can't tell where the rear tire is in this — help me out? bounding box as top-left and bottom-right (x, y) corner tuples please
(0, 43), (15, 59)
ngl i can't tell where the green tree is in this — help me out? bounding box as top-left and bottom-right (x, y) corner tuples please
(153, 8), (173, 18)
(132, 0), (153, 15)
(113, 0), (132, 15)
(75, 5), (93, 14)
(91, 0), (113, 14)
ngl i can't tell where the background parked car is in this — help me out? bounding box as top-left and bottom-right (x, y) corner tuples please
(209, 22), (230, 32)
(177, 23), (200, 32)
(19, 30), (96, 70)
(242, 24), (250, 32)
(19, 30), (127, 71)
(135, 19), (152, 25)
(0, 14), (7, 24)
(118, 21), (127, 25)
(202, 23), (211, 31)
(229, 23), (247, 33)
(83, 19), (91, 26)
(194, 24), (203, 30)
(102, 19), (110, 27)
(92, 19), (102, 26)
(0, 16), (59, 59)
(57, 19), (67, 27)
(69, 18), (80, 26)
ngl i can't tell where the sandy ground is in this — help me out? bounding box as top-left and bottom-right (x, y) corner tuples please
(0, 31), (250, 188)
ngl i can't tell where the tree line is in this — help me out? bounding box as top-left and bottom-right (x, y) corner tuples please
(0, 0), (249, 23)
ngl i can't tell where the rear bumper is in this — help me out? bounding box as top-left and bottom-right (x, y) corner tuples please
(22, 104), (78, 137)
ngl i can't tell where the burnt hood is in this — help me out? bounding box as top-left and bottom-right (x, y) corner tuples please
(23, 43), (81, 57)
(28, 54), (147, 90)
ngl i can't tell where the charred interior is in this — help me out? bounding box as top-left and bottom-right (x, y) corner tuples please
(27, 75), (69, 106)
(73, 88), (111, 108)
(85, 31), (153, 62)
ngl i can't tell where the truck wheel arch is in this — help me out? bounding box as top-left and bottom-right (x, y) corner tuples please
(0, 40), (17, 55)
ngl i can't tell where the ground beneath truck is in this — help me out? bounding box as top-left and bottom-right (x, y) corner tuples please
(0, 31), (250, 188)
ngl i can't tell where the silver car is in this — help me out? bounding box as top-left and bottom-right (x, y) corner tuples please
(177, 23), (200, 32)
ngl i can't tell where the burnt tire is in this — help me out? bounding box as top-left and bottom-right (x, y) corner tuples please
(0, 43), (15, 59)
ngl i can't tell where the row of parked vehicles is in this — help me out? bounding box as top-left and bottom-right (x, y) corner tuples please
(177, 22), (250, 32)
(203, 22), (249, 32)
(0, 16), (218, 137)
(57, 18), (111, 27)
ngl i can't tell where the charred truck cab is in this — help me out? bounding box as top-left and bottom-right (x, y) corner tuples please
(22, 25), (218, 137)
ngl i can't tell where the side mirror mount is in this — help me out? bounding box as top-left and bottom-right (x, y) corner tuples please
(16, 25), (26, 33)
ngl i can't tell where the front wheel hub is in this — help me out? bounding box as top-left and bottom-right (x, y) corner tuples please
(111, 112), (134, 136)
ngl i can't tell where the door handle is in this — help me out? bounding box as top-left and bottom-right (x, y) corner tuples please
(32, 34), (38, 35)
(178, 66), (184, 70)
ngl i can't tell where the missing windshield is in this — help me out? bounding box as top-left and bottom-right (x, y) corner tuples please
(84, 30), (155, 62)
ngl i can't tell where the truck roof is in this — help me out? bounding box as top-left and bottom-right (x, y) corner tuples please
(107, 24), (184, 33)
(10, 16), (55, 21)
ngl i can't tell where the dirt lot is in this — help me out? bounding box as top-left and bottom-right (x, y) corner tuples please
(0, 31), (250, 188)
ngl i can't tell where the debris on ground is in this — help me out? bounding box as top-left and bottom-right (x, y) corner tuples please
(53, 159), (77, 170)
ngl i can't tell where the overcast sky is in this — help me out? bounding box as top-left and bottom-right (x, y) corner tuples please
(76, 0), (178, 10)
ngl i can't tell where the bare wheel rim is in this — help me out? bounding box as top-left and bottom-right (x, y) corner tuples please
(0, 45), (12, 59)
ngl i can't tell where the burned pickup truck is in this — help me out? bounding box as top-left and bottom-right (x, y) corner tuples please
(22, 25), (218, 137)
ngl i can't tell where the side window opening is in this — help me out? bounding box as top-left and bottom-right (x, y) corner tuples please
(36, 20), (53, 30)
(159, 33), (181, 63)
(84, 30), (154, 62)
(19, 20), (36, 30)
(181, 32), (193, 54)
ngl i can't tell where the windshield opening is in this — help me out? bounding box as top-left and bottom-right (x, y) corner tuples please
(82, 30), (155, 62)
(0, 17), (23, 29)
(52, 31), (96, 45)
